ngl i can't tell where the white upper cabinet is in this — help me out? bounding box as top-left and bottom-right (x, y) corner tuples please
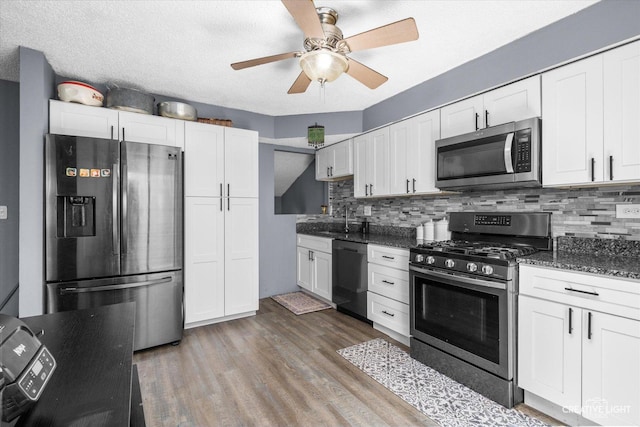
(542, 55), (604, 186)
(118, 110), (184, 148)
(389, 109), (441, 195)
(354, 128), (389, 198)
(183, 123), (258, 198)
(440, 75), (541, 139)
(224, 127), (259, 198)
(50, 99), (119, 139)
(543, 41), (640, 186)
(315, 138), (353, 180)
(603, 40), (640, 182)
(184, 121), (224, 197)
(49, 100), (185, 148)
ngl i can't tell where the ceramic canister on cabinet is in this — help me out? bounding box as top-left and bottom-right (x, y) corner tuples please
(416, 224), (424, 240)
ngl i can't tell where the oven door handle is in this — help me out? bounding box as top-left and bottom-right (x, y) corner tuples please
(410, 265), (507, 290)
(504, 132), (514, 173)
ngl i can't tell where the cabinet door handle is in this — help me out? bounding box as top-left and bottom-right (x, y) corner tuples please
(485, 110), (489, 127)
(227, 183), (230, 197)
(369, 184), (373, 196)
(382, 255), (395, 260)
(310, 251), (314, 261)
(330, 166), (333, 176)
(327, 167), (330, 177)
(381, 310), (395, 317)
(591, 157), (595, 182)
(220, 197), (223, 211)
(365, 184), (369, 196)
(412, 178), (416, 193)
(308, 250), (311, 261)
(227, 197), (230, 211)
(475, 113), (479, 131)
(406, 179), (410, 194)
(381, 280), (395, 285)
(587, 311), (593, 340)
(564, 287), (599, 297)
(609, 155), (613, 181)
(110, 125), (114, 140)
(220, 183), (223, 198)
(122, 127), (126, 142)
(568, 307), (573, 334)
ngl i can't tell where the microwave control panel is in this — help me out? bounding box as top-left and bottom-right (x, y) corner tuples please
(514, 128), (532, 173)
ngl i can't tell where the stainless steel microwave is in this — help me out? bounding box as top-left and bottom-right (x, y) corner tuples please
(435, 117), (541, 190)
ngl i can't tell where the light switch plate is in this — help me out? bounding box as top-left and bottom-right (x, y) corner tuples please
(616, 204), (640, 219)
(364, 205), (372, 216)
(0, 206), (7, 220)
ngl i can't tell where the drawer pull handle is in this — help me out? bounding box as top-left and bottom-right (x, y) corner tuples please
(381, 280), (395, 285)
(381, 310), (395, 317)
(382, 255), (395, 260)
(564, 287), (599, 297)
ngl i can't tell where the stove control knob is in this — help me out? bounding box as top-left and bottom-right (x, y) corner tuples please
(426, 256), (436, 265)
(415, 254), (424, 263)
(482, 265), (494, 275)
(466, 263), (478, 272)
(444, 259), (455, 268)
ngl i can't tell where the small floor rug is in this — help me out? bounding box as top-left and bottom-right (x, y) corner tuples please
(271, 291), (332, 315)
(338, 338), (548, 427)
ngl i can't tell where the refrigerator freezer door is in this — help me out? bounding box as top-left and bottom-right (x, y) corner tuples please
(46, 271), (184, 351)
(45, 135), (120, 282)
(121, 142), (183, 275)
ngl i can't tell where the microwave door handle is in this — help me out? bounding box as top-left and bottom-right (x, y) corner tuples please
(504, 132), (514, 173)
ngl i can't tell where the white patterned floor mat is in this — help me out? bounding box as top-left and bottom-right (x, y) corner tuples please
(337, 338), (548, 427)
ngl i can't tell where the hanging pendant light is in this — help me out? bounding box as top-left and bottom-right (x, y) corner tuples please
(308, 123), (325, 149)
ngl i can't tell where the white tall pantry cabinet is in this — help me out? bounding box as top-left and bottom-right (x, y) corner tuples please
(184, 121), (259, 327)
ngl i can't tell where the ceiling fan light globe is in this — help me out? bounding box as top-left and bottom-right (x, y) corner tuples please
(299, 50), (348, 83)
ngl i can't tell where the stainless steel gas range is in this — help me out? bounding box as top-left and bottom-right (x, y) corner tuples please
(409, 211), (552, 408)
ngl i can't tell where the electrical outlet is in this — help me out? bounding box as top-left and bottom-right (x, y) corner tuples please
(616, 204), (640, 219)
(0, 206), (7, 220)
(364, 205), (372, 216)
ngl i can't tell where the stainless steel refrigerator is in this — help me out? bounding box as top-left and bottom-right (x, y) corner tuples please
(45, 134), (183, 351)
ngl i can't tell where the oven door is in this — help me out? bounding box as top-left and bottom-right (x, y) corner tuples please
(410, 265), (513, 380)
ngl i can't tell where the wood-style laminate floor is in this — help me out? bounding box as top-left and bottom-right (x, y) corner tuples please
(133, 298), (555, 427)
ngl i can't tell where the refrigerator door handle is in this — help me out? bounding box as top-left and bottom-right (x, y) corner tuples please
(112, 163), (119, 255)
(121, 162), (128, 254)
(59, 276), (173, 294)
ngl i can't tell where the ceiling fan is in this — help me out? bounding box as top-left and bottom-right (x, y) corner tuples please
(230, 0), (419, 94)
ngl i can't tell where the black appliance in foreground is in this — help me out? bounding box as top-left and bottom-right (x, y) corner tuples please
(0, 314), (56, 423)
(409, 211), (551, 408)
(332, 240), (371, 324)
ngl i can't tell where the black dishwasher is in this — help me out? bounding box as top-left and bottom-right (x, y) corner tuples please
(332, 240), (371, 324)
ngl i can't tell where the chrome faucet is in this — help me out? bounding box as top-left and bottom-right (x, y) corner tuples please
(344, 208), (350, 234)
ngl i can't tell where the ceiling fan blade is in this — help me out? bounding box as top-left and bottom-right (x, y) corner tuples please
(288, 71), (312, 94)
(281, 0), (325, 39)
(231, 52), (299, 70)
(343, 18), (419, 52)
(345, 59), (388, 89)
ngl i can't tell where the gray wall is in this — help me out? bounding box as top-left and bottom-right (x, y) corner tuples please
(0, 79), (20, 316)
(363, 0), (640, 130)
(258, 144), (299, 298)
(279, 161), (328, 215)
(19, 46), (55, 317)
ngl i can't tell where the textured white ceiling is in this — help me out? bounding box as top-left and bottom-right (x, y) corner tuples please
(0, 0), (597, 117)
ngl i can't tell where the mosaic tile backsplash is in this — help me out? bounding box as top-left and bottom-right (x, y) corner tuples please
(298, 179), (640, 241)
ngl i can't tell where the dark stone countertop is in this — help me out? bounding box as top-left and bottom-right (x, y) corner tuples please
(297, 230), (418, 250)
(518, 251), (640, 281)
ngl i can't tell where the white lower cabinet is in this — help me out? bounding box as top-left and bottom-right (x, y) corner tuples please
(296, 234), (332, 302)
(518, 265), (640, 426)
(367, 244), (410, 345)
(185, 197), (258, 327)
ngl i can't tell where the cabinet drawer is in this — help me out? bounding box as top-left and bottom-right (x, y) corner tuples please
(520, 265), (640, 321)
(367, 291), (409, 336)
(367, 244), (409, 270)
(368, 263), (409, 304)
(297, 234), (332, 253)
